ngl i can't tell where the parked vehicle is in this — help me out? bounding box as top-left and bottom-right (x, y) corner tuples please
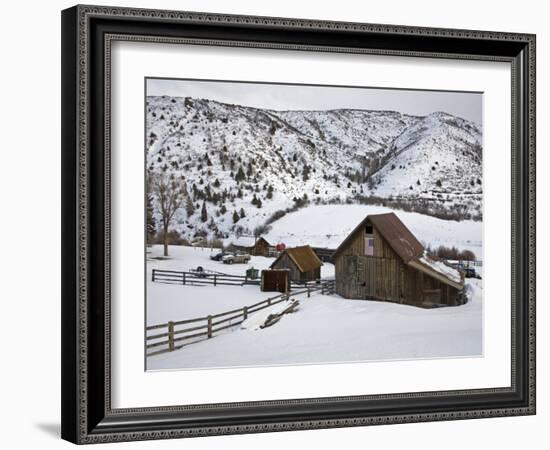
(190, 237), (207, 247)
(222, 252), (251, 264)
(464, 267), (482, 279)
(210, 251), (230, 261)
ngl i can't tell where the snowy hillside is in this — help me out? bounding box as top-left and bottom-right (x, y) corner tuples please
(146, 96), (482, 241)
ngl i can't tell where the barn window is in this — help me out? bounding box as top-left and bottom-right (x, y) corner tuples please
(364, 237), (374, 256)
(364, 223), (374, 256)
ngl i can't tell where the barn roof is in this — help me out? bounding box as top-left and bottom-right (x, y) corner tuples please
(369, 213), (425, 263)
(334, 212), (462, 288)
(270, 245), (322, 273)
(334, 212), (424, 263)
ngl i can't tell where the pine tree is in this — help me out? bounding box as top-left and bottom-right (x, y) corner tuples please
(240, 208), (246, 219)
(235, 166), (245, 182)
(232, 210), (239, 223)
(185, 195), (194, 216)
(200, 201), (208, 222)
(266, 185), (273, 199)
(146, 193), (156, 244)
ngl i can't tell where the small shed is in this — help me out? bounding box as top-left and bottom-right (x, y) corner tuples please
(261, 269), (290, 293)
(333, 212), (464, 308)
(270, 245), (322, 283)
(230, 236), (273, 257)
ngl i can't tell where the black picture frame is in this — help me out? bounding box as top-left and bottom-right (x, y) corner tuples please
(61, 4), (536, 444)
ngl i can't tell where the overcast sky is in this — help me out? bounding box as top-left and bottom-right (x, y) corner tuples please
(147, 78), (482, 125)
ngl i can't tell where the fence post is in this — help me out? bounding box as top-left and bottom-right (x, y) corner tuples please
(214, 275), (217, 286)
(307, 287), (311, 298)
(243, 306), (248, 320)
(152, 269), (155, 282)
(168, 321), (175, 352)
(207, 315), (212, 338)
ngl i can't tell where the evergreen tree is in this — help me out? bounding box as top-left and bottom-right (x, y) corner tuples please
(239, 208), (246, 219)
(302, 165), (311, 182)
(232, 210), (240, 223)
(146, 193), (156, 244)
(200, 201), (208, 222)
(185, 195), (195, 216)
(235, 166), (245, 182)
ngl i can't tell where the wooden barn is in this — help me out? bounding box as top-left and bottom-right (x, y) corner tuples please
(229, 236), (273, 257)
(333, 212), (465, 308)
(270, 245), (322, 283)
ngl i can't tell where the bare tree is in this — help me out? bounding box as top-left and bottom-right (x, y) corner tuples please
(149, 172), (187, 256)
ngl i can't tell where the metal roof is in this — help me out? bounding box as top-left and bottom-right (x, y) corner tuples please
(334, 212), (423, 262)
(368, 213), (425, 263)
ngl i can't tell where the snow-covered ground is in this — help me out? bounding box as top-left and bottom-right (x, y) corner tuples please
(146, 206), (483, 371)
(264, 204), (482, 258)
(146, 245), (334, 325)
(148, 277), (482, 370)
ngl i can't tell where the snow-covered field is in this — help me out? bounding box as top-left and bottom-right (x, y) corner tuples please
(146, 245), (335, 325)
(264, 204), (482, 258)
(147, 247), (482, 371)
(146, 205), (483, 371)
(148, 276), (482, 370)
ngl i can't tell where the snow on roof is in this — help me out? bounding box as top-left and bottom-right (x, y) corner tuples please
(231, 236), (256, 247)
(417, 252), (463, 285)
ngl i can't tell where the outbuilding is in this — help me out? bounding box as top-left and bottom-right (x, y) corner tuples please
(229, 236), (274, 257)
(270, 245), (322, 283)
(333, 212), (465, 307)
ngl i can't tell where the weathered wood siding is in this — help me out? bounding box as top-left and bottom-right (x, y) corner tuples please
(251, 238), (270, 256)
(335, 223), (463, 307)
(271, 253), (319, 282)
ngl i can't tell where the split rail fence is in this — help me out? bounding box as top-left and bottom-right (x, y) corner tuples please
(146, 279), (335, 357)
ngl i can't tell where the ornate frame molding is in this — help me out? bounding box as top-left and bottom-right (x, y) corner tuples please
(62, 4), (536, 444)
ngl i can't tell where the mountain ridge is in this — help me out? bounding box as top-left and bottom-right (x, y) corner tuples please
(146, 95), (482, 240)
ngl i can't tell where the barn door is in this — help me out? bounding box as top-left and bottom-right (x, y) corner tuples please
(356, 257), (367, 298)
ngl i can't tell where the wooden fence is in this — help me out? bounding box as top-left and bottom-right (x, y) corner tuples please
(151, 269), (260, 286)
(146, 280), (335, 357)
(151, 268), (327, 289)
